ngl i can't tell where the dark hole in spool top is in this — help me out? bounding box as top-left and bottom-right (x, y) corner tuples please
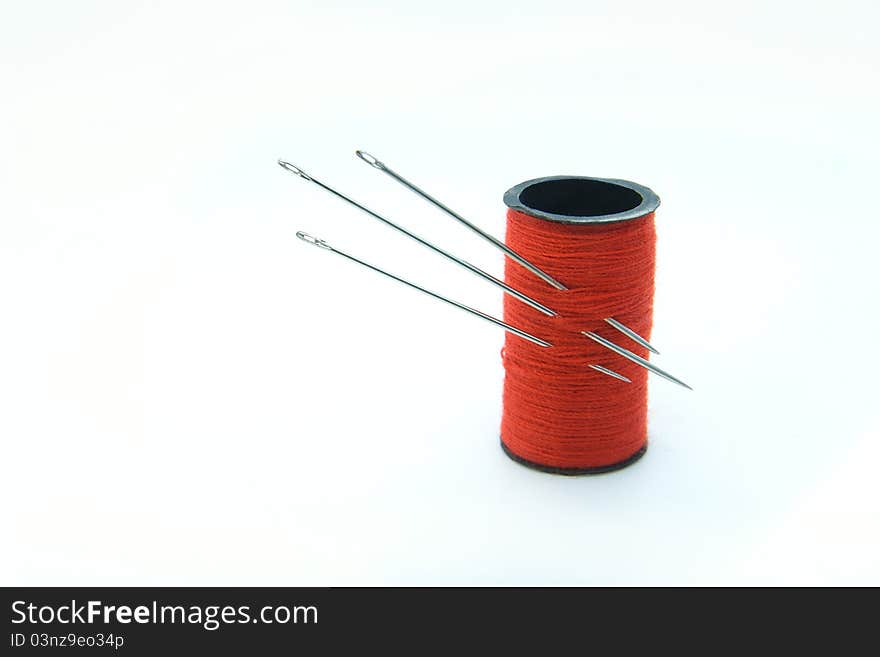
(518, 178), (643, 217)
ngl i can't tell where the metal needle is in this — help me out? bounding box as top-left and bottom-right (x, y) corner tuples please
(296, 231), (552, 348)
(354, 151), (660, 354)
(604, 317), (660, 355)
(279, 160), (556, 318)
(589, 364), (632, 383)
(582, 331), (692, 390)
(296, 234), (631, 381)
(355, 150), (567, 290)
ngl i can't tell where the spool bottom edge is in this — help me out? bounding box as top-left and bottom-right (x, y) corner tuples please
(499, 440), (647, 476)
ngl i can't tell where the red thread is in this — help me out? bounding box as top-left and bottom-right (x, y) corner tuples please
(501, 209), (656, 471)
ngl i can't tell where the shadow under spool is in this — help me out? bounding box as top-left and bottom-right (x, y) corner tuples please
(501, 176), (660, 475)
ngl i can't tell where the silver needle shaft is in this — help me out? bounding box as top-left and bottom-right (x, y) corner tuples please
(604, 317), (660, 355)
(589, 364), (632, 383)
(296, 231), (551, 348)
(279, 160), (556, 318)
(582, 331), (692, 390)
(355, 150), (567, 290)
(354, 151), (660, 355)
(297, 232), (630, 381)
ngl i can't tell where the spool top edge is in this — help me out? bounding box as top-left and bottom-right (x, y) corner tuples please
(504, 175), (661, 224)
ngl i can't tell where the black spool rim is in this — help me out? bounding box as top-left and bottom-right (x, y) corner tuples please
(504, 175), (660, 224)
(500, 440), (647, 476)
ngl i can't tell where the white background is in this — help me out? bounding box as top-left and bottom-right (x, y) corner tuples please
(2, 1), (878, 585)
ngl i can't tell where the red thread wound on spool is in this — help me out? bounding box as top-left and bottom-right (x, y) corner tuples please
(501, 176), (658, 474)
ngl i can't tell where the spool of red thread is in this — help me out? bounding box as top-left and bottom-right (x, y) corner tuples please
(500, 176), (660, 474)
